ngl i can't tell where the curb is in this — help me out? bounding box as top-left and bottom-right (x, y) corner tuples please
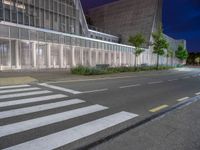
(77, 95), (200, 150)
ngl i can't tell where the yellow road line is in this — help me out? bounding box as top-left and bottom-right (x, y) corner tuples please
(177, 97), (190, 102)
(149, 105), (169, 113)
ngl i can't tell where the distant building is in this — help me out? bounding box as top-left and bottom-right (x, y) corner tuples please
(164, 35), (186, 51)
(0, 0), (183, 70)
(88, 0), (186, 49)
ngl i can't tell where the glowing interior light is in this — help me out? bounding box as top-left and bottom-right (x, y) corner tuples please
(3, 0), (25, 10)
(3, 0), (13, 6)
(16, 3), (26, 9)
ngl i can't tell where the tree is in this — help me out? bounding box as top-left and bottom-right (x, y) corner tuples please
(187, 52), (200, 65)
(187, 52), (195, 65)
(175, 44), (189, 64)
(152, 25), (169, 69)
(166, 48), (174, 66)
(128, 33), (146, 67)
(195, 57), (200, 65)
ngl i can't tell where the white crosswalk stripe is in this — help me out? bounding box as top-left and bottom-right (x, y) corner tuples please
(0, 90), (52, 99)
(3, 112), (137, 150)
(39, 83), (82, 94)
(0, 87), (41, 94)
(0, 84), (30, 90)
(0, 105), (108, 137)
(0, 99), (84, 119)
(0, 85), (139, 150)
(0, 94), (67, 107)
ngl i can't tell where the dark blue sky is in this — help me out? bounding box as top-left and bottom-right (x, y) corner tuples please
(81, 0), (200, 52)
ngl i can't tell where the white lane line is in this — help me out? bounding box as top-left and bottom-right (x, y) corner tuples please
(39, 83), (82, 94)
(168, 79), (178, 82)
(119, 84), (141, 89)
(0, 99), (84, 119)
(0, 87), (40, 94)
(196, 92), (200, 95)
(0, 85), (30, 90)
(0, 94), (67, 108)
(177, 97), (190, 102)
(182, 76), (190, 79)
(4, 111), (138, 150)
(46, 76), (136, 84)
(148, 81), (163, 85)
(0, 105), (108, 138)
(0, 91), (52, 100)
(193, 74), (200, 77)
(82, 89), (108, 94)
(192, 75), (198, 77)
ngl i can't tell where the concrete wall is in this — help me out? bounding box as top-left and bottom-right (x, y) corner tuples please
(164, 34), (187, 51)
(88, 0), (162, 46)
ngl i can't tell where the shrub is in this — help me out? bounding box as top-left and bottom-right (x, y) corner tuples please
(71, 66), (106, 75)
(71, 65), (174, 75)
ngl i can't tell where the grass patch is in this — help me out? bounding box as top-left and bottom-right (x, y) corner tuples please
(71, 65), (175, 76)
(0, 76), (37, 86)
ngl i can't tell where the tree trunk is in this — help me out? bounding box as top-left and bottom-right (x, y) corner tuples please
(157, 54), (159, 69)
(171, 56), (173, 67)
(134, 55), (137, 68)
(167, 57), (169, 66)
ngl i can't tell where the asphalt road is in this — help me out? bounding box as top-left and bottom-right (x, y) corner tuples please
(92, 98), (200, 150)
(0, 68), (200, 150)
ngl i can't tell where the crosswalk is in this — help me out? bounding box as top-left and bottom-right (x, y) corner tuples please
(0, 84), (139, 150)
(39, 83), (82, 94)
(0, 87), (40, 94)
(0, 99), (84, 119)
(0, 90), (52, 99)
(0, 84), (31, 90)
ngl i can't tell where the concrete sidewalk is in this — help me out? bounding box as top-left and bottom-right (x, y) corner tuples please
(92, 100), (200, 150)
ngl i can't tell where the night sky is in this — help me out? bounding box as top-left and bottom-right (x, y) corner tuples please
(81, 0), (200, 53)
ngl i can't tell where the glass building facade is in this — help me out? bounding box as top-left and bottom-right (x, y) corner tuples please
(0, 0), (180, 70)
(0, 22), (146, 70)
(0, 0), (81, 35)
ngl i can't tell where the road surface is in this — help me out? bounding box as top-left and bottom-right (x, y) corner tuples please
(0, 68), (200, 149)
